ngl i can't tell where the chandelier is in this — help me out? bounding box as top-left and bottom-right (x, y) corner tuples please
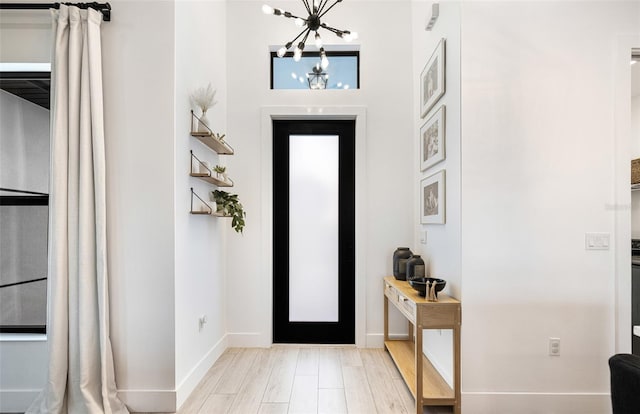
(262, 0), (358, 69)
(307, 63), (329, 89)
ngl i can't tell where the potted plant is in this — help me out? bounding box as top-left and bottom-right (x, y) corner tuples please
(214, 165), (227, 181)
(190, 83), (217, 132)
(211, 190), (246, 233)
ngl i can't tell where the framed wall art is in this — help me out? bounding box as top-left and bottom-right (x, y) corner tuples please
(420, 105), (445, 171)
(420, 38), (446, 118)
(420, 170), (445, 224)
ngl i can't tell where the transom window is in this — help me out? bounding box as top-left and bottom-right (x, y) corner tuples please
(270, 50), (359, 90)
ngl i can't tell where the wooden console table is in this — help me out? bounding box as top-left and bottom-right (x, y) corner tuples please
(383, 276), (461, 414)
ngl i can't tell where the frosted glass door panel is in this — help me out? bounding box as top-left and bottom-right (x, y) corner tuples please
(289, 135), (339, 322)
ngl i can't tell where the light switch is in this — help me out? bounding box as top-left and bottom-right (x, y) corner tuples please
(585, 233), (610, 250)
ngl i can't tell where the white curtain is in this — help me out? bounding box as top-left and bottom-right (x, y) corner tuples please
(27, 5), (129, 414)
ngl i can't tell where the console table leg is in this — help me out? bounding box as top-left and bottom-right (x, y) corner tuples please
(415, 324), (423, 414)
(454, 324), (461, 414)
(384, 294), (389, 342)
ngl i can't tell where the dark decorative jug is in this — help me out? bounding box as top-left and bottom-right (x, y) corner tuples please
(393, 247), (413, 280)
(406, 255), (426, 281)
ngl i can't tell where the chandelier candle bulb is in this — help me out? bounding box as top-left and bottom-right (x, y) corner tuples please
(320, 48), (329, 69)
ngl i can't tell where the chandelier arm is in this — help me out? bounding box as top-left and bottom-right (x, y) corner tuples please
(320, 23), (342, 35)
(301, 29), (311, 44)
(280, 10), (306, 20)
(318, 0), (342, 18)
(316, 0), (331, 15)
(288, 27), (311, 47)
(301, 0), (312, 15)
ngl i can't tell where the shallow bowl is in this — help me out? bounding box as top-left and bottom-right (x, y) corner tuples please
(408, 277), (446, 298)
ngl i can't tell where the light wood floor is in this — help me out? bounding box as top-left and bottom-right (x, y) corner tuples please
(174, 346), (453, 414)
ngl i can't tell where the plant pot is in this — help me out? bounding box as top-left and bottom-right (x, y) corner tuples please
(198, 110), (210, 133)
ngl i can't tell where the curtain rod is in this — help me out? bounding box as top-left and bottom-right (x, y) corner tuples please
(0, 2), (111, 21)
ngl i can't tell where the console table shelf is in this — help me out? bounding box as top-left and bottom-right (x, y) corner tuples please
(384, 340), (454, 403)
(383, 276), (461, 414)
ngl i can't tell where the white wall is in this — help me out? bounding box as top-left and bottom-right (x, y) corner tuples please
(411, 1), (462, 387)
(101, 1), (177, 411)
(460, 2), (640, 412)
(224, 0), (415, 347)
(174, 0), (229, 408)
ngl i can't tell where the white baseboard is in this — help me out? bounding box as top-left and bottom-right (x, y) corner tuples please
(0, 389), (40, 413)
(176, 334), (228, 408)
(462, 392), (611, 414)
(120, 335), (230, 413)
(366, 333), (411, 348)
(118, 389), (176, 413)
(227, 332), (270, 348)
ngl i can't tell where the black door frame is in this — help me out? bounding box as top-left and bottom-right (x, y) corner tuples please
(272, 119), (356, 344)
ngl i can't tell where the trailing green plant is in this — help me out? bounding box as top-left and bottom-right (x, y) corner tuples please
(214, 165), (226, 174)
(211, 190), (246, 233)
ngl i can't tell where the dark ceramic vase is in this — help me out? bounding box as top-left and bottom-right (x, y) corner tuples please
(406, 255), (426, 281)
(393, 247), (413, 280)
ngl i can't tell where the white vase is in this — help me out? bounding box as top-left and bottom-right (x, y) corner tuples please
(198, 109), (210, 133)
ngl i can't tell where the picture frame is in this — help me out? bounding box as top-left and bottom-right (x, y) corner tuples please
(420, 170), (445, 224)
(420, 105), (446, 171)
(420, 38), (446, 118)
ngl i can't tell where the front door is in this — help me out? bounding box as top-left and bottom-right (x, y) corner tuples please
(272, 119), (355, 344)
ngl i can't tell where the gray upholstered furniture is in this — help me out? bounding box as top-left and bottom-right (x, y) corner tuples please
(609, 353), (640, 413)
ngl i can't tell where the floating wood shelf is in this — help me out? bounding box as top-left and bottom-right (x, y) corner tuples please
(191, 132), (234, 155)
(189, 172), (233, 187)
(190, 110), (233, 155)
(189, 150), (234, 188)
(190, 209), (228, 217)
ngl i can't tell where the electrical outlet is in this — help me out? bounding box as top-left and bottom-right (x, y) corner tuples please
(549, 337), (560, 356)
